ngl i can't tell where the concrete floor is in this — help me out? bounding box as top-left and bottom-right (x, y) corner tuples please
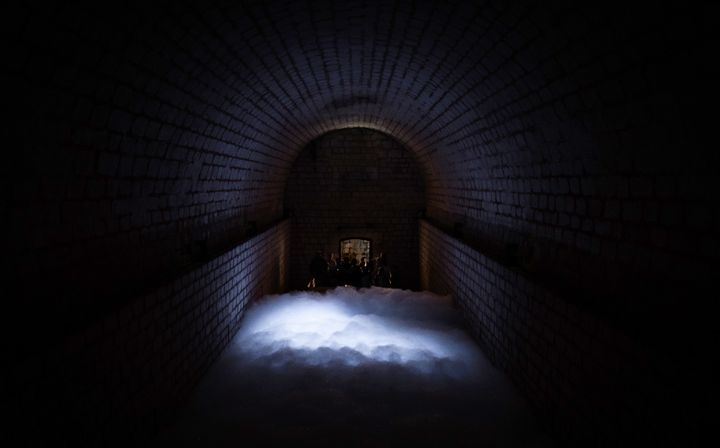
(154, 288), (554, 447)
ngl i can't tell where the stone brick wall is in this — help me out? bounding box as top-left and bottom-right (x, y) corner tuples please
(419, 220), (704, 445)
(285, 128), (425, 290)
(4, 4), (296, 353)
(6, 4), (711, 328)
(4, 2), (712, 445)
(8, 220), (289, 444)
(417, 4), (715, 327)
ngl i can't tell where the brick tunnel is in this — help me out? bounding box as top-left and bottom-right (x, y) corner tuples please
(4, 2), (713, 446)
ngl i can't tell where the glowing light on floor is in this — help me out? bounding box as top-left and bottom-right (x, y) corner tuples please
(232, 287), (485, 377)
(155, 287), (552, 447)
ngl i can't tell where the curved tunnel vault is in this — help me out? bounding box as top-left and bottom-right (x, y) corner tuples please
(4, 1), (713, 445)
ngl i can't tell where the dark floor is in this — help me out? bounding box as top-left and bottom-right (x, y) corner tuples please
(154, 287), (554, 447)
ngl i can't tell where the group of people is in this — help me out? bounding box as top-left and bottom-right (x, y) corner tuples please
(308, 251), (392, 289)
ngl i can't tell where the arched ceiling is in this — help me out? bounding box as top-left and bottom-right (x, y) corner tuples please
(9, 1), (589, 200)
(5, 1), (708, 308)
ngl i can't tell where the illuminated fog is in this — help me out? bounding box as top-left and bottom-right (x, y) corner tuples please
(155, 287), (552, 446)
(234, 287), (484, 376)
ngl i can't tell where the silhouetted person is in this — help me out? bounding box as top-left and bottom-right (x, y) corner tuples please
(377, 252), (387, 267)
(327, 253), (338, 286)
(349, 258), (361, 287)
(308, 251), (328, 288)
(328, 253), (338, 272)
(359, 257), (372, 288)
(338, 256), (351, 285)
(374, 252), (392, 287)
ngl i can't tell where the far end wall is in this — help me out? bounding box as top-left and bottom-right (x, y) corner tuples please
(285, 128), (425, 290)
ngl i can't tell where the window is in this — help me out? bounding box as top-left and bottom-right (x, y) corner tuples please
(339, 238), (371, 264)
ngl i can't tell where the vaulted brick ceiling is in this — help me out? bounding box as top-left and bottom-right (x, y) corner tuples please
(8, 2), (694, 210)
(5, 2), (708, 309)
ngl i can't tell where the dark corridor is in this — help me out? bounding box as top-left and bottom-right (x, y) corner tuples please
(4, 2), (714, 446)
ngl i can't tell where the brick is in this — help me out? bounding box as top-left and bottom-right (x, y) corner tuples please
(5, 3), (711, 445)
(286, 128), (424, 291)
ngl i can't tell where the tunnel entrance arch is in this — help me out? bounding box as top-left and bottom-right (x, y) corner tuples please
(285, 127), (425, 290)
